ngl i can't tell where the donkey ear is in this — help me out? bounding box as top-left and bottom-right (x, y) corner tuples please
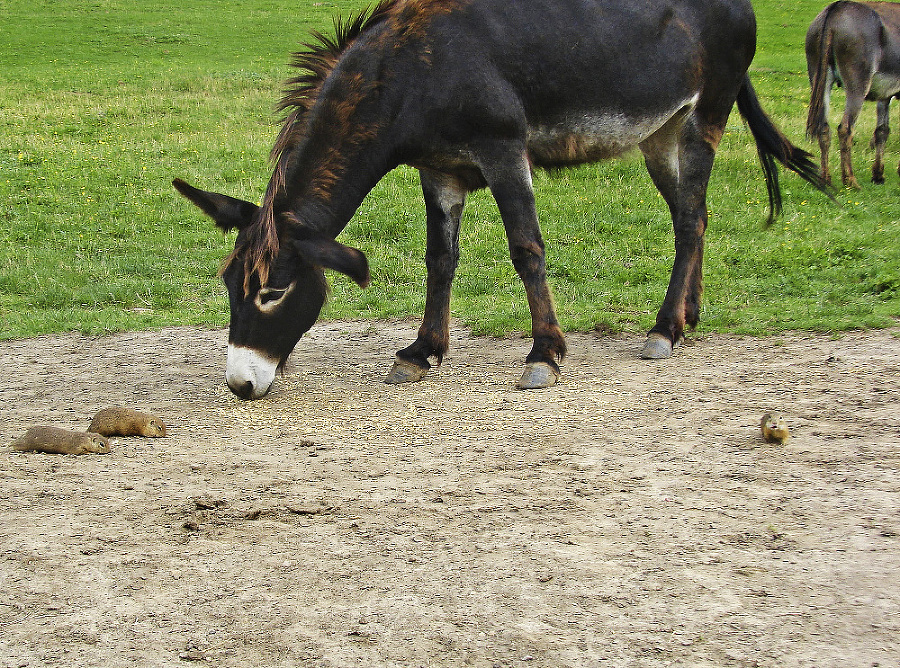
(293, 237), (371, 288)
(172, 178), (259, 231)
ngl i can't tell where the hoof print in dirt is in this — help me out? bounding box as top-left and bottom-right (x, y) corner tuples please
(192, 495), (226, 511)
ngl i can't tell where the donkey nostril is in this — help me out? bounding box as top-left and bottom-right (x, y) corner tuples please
(230, 380), (255, 400)
(225, 346), (276, 400)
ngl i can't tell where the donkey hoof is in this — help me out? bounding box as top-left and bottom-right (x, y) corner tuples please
(384, 358), (429, 384)
(515, 362), (560, 390)
(640, 333), (673, 360)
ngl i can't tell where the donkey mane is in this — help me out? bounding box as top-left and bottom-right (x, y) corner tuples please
(271, 0), (399, 171)
(229, 0), (399, 291)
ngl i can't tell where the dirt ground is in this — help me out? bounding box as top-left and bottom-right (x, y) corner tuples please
(0, 320), (898, 668)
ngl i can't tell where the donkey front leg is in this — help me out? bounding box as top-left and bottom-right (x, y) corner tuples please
(385, 170), (466, 384)
(896, 95), (900, 180)
(479, 147), (566, 389)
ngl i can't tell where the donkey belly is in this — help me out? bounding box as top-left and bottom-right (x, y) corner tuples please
(526, 99), (698, 167)
(868, 71), (900, 99)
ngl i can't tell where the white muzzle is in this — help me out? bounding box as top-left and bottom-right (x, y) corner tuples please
(225, 345), (278, 400)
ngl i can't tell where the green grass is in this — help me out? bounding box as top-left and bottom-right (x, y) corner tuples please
(2, 0), (899, 340)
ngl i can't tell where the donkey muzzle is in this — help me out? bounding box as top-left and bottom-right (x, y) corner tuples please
(225, 345), (278, 400)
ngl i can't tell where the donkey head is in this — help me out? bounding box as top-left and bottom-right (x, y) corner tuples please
(173, 179), (369, 399)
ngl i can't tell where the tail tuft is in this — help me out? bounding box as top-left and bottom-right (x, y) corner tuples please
(736, 76), (834, 224)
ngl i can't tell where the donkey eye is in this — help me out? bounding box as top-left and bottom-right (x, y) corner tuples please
(254, 281), (296, 311)
(259, 288), (286, 305)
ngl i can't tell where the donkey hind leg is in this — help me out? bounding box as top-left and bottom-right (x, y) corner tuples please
(838, 103), (863, 189)
(837, 73), (870, 189)
(639, 125), (681, 359)
(818, 71), (834, 186)
(478, 144), (565, 389)
(385, 170), (466, 384)
(639, 116), (718, 359)
(872, 98), (891, 184)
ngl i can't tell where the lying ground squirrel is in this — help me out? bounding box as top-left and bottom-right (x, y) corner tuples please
(89, 407), (167, 437)
(12, 426), (110, 455)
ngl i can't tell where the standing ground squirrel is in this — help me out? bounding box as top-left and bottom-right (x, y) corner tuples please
(760, 413), (790, 444)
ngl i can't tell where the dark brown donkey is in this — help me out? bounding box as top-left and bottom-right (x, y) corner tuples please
(175, 0), (828, 400)
(807, 1), (900, 188)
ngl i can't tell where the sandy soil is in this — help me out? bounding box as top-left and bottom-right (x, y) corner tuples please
(1, 321), (898, 668)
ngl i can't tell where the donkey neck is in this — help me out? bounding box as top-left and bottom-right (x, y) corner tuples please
(282, 145), (394, 239)
(277, 56), (404, 239)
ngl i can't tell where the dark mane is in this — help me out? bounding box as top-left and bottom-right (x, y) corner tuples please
(272, 0), (399, 171)
(229, 0), (398, 291)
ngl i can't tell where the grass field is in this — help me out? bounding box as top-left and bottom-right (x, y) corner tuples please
(2, 0), (899, 340)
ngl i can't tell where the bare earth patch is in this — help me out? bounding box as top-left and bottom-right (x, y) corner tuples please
(1, 321), (898, 667)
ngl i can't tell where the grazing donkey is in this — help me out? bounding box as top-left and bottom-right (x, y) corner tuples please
(175, 0), (828, 400)
(807, 0), (900, 187)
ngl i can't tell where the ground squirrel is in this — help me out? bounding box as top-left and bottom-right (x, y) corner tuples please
(760, 413), (790, 444)
(89, 407), (166, 437)
(12, 426), (110, 454)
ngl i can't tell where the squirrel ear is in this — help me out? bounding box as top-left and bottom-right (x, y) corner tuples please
(293, 238), (371, 287)
(172, 178), (259, 231)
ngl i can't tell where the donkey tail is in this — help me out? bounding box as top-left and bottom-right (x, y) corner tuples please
(735, 75), (832, 224)
(806, 4), (839, 140)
